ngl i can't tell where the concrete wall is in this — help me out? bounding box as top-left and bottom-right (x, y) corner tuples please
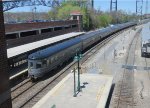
(0, 1), (12, 107)
(5, 20), (78, 33)
(7, 27), (78, 48)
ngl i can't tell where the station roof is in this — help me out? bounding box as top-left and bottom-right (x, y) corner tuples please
(5, 20), (77, 33)
(7, 32), (84, 58)
(70, 11), (82, 16)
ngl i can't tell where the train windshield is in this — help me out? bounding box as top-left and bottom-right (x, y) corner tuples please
(33, 60), (47, 69)
(29, 61), (34, 69)
(30, 62), (33, 68)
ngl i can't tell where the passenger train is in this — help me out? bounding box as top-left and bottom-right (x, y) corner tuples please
(28, 22), (136, 80)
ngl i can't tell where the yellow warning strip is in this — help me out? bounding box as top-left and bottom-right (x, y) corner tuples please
(96, 84), (105, 101)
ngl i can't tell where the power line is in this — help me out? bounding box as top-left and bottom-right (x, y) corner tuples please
(145, 0), (148, 14)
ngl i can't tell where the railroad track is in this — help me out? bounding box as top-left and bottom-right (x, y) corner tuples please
(11, 27), (134, 108)
(145, 57), (150, 79)
(144, 58), (150, 100)
(114, 30), (140, 108)
(11, 79), (35, 100)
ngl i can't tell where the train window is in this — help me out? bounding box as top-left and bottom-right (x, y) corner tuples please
(55, 56), (58, 60)
(36, 63), (42, 69)
(51, 58), (54, 63)
(143, 44), (146, 47)
(42, 60), (47, 65)
(47, 59), (50, 65)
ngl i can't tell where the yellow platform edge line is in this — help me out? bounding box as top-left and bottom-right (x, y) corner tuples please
(96, 77), (113, 108)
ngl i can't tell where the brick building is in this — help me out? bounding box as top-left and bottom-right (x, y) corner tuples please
(70, 11), (83, 32)
(0, 0), (12, 107)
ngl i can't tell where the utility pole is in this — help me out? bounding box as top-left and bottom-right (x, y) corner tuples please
(32, 6), (37, 21)
(91, 0), (94, 9)
(32, 7), (34, 21)
(110, 0), (118, 23)
(145, 0), (148, 18)
(110, 0), (117, 12)
(31, 0), (37, 21)
(136, 0), (143, 20)
(34, 6), (37, 20)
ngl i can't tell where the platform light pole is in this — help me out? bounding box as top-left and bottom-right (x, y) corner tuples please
(74, 52), (83, 92)
(72, 68), (77, 97)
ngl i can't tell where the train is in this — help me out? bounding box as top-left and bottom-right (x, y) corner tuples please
(7, 24), (78, 69)
(141, 22), (150, 57)
(28, 22), (136, 80)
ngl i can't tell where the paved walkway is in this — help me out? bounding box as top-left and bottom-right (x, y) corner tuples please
(33, 73), (113, 108)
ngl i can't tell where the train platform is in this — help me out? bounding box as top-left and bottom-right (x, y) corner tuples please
(33, 73), (113, 108)
(7, 32), (84, 58)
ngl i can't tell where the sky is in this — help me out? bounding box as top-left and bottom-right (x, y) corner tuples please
(5, 0), (150, 14)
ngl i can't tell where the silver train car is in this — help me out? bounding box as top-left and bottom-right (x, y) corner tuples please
(28, 22), (136, 80)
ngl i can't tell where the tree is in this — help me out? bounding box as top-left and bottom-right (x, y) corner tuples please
(47, 1), (138, 31)
(48, 8), (58, 20)
(57, 4), (81, 20)
(56, 2), (92, 30)
(97, 13), (113, 27)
